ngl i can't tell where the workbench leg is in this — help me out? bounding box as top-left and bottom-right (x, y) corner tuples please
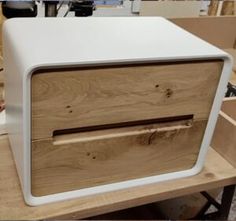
(218, 185), (236, 220)
(195, 184), (236, 220)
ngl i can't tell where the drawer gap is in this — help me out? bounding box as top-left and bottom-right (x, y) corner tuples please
(53, 114), (194, 136)
(52, 115), (194, 145)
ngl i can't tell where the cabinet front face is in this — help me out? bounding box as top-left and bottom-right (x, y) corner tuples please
(31, 61), (223, 196)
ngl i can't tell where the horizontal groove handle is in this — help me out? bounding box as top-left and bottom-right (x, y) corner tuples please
(53, 120), (193, 146)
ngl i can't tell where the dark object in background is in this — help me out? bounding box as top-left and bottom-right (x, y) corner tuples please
(70, 0), (95, 16)
(226, 82), (236, 97)
(44, 0), (59, 17)
(2, 1), (37, 18)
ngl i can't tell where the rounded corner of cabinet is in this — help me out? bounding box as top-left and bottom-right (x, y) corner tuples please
(23, 192), (41, 207)
(189, 161), (204, 176)
(222, 54), (234, 69)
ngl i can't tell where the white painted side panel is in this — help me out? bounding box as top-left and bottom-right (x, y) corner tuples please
(3, 17), (229, 74)
(3, 24), (25, 192)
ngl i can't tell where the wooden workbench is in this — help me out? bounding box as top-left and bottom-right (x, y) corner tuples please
(0, 134), (235, 220)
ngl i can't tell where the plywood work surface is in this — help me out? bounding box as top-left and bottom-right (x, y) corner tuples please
(0, 135), (236, 220)
(211, 97), (236, 168)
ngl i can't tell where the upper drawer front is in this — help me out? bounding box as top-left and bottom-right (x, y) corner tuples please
(31, 61), (222, 140)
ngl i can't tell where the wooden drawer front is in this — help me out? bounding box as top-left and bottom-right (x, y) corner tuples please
(31, 61), (222, 140)
(32, 119), (207, 196)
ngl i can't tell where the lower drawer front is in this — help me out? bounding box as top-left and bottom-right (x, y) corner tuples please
(31, 119), (207, 196)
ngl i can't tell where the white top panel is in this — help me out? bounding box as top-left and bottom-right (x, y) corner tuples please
(3, 17), (227, 74)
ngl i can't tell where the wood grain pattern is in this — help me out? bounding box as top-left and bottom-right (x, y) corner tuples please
(208, 0), (219, 16)
(31, 61), (223, 140)
(0, 135), (236, 220)
(211, 98), (236, 168)
(31, 61), (222, 196)
(32, 119), (206, 196)
(221, 0), (235, 15)
(52, 118), (193, 146)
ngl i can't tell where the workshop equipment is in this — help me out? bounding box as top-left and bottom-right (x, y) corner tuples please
(3, 17), (232, 206)
(69, 0), (95, 17)
(1, 1), (37, 18)
(44, 0), (59, 17)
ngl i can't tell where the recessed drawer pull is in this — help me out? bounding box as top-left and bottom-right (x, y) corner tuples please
(53, 118), (193, 146)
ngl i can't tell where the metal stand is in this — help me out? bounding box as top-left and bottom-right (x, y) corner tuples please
(193, 185), (235, 220)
